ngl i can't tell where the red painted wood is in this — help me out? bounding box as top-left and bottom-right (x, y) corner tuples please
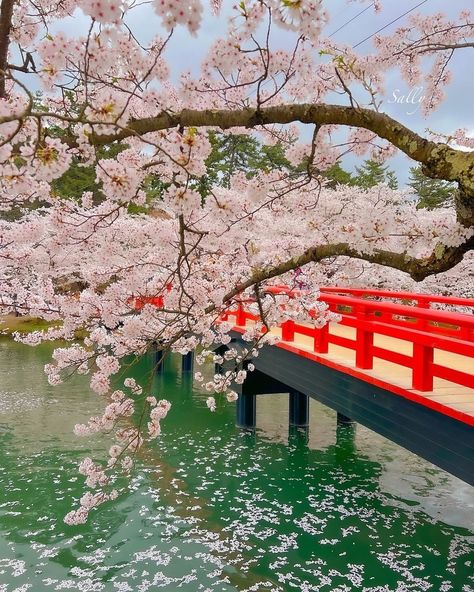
(132, 295), (164, 309)
(320, 286), (474, 309)
(416, 296), (430, 332)
(314, 324), (329, 353)
(231, 325), (474, 427)
(350, 319), (474, 358)
(281, 320), (295, 341)
(292, 323), (316, 338)
(355, 304), (374, 369)
(433, 365), (474, 389)
(412, 342), (434, 391)
(235, 303), (247, 326)
(371, 346), (414, 369)
(327, 333), (355, 350)
(234, 287), (474, 394)
(319, 293), (474, 331)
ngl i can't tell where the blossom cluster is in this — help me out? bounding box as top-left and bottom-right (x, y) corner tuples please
(0, 0), (472, 524)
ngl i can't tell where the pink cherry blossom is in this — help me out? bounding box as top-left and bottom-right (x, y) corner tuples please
(0, 0), (471, 525)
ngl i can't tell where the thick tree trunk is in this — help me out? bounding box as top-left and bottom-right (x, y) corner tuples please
(0, 0), (15, 98)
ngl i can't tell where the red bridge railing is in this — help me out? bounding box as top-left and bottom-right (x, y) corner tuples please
(319, 286), (474, 312)
(227, 287), (474, 393)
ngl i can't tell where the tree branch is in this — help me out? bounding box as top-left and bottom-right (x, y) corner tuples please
(221, 234), (474, 304)
(4, 101), (474, 227)
(77, 104), (474, 227)
(416, 42), (474, 53)
(0, 0), (15, 98)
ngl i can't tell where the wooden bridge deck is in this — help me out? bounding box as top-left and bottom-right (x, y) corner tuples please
(225, 287), (474, 428)
(217, 288), (474, 483)
(270, 322), (474, 420)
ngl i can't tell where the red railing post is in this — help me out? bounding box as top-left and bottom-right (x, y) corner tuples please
(459, 322), (471, 340)
(314, 323), (329, 353)
(235, 302), (246, 326)
(281, 320), (295, 342)
(416, 296), (430, 332)
(412, 342), (434, 391)
(355, 304), (374, 369)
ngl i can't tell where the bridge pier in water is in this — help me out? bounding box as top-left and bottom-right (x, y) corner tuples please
(236, 391), (256, 429)
(182, 351), (194, 373)
(337, 412), (354, 425)
(153, 346), (194, 374)
(153, 342), (164, 373)
(289, 390), (309, 427)
(336, 422), (357, 462)
(233, 370), (311, 430)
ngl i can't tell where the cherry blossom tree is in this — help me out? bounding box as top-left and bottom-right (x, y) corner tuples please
(0, 0), (473, 522)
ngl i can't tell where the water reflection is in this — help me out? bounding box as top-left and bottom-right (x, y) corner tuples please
(0, 340), (473, 591)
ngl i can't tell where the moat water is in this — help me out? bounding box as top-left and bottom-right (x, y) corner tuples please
(0, 339), (473, 591)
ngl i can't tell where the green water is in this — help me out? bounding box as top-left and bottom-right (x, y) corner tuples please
(0, 340), (473, 591)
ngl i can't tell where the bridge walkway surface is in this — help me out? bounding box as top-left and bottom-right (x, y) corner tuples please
(266, 321), (474, 420)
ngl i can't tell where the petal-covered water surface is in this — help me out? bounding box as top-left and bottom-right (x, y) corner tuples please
(0, 340), (473, 592)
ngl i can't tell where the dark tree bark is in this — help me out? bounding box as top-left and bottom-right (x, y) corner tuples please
(0, 0), (15, 98)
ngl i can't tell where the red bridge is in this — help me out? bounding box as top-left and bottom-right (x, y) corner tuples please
(217, 287), (474, 485)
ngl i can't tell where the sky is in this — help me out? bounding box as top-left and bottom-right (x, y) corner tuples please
(322, 0), (473, 183)
(57, 0), (474, 186)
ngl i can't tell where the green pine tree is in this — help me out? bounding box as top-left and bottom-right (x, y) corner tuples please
(353, 159), (398, 190)
(322, 162), (355, 188)
(408, 165), (455, 209)
(196, 132), (294, 197)
(51, 143), (127, 202)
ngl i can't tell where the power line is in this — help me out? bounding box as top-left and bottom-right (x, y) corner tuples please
(329, 2), (375, 38)
(353, 0), (430, 49)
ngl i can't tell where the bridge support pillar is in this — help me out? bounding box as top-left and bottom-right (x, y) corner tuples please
(337, 412), (354, 425)
(289, 390), (309, 427)
(153, 343), (164, 373)
(236, 391), (256, 429)
(181, 351), (194, 373)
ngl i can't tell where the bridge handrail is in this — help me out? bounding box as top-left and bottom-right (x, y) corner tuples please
(227, 286), (474, 392)
(318, 293), (474, 329)
(318, 286), (474, 309)
(261, 285), (474, 330)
